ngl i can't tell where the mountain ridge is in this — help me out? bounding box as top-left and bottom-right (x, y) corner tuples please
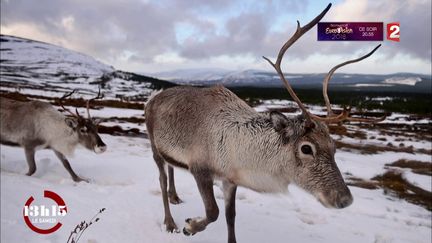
(149, 68), (431, 93)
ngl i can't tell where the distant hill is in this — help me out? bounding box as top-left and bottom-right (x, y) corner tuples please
(0, 35), (175, 100)
(149, 68), (431, 93)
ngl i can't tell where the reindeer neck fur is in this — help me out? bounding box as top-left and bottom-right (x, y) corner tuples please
(211, 107), (297, 194)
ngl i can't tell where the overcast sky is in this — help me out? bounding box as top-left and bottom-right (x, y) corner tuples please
(1, 0), (431, 74)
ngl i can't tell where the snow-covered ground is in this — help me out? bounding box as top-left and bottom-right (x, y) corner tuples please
(1, 103), (431, 243)
(1, 134), (431, 243)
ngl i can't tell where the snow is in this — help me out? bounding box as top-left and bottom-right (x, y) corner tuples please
(1, 134), (431, 243)
(353, 84), (394, 87)
(383, 77), (422, 86)
(0, 35), (154, 99)
(0, 35), (111, 80)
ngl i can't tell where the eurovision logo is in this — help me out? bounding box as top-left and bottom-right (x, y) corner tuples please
(318, 22), (384, 41)
(23, 190), (67, 234)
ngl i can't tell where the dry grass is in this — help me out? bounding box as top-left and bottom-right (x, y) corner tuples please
(103, 116), (145, 124)
(1, 91), (145, 110)
(386, 159), (432, 176)
(346, 177), (379, 190)
(328, 125), (367, 140)
(267, 107), (299, 113)
(347, 170), (432, 211)
(335, 140), (432, 155)
(372, 171), (432, 211)
(98, 125), (147, 138)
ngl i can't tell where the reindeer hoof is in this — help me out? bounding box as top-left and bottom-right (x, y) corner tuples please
(183, 227), (195, 236)
(167, 226), (180, 233)
(183, 218), (193, 236)
(164, 218), (179, 233)
(169, 194), (183, 205)
(183, 218), (201, 236)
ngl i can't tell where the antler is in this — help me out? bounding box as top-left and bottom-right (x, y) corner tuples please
(322, 44), (385, 123)
(263, 3), (347, 125)
(86, 87), (103, 119)
(264, 3), (384, 124)
(58, 90), (81, 118)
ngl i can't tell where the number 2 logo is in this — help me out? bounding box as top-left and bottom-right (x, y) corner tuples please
(387, 22), (400, 42)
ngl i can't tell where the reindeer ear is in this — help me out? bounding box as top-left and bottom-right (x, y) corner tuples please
(270, 111), (290, 132)
(65, 117), (78, 129)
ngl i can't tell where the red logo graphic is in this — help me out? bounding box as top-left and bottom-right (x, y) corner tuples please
(23, 190), (67, 234)
(387, 22), (400, 42)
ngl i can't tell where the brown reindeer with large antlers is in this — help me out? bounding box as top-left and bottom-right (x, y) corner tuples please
(0, 90), (106, 182)
(145, 3), (382, 243)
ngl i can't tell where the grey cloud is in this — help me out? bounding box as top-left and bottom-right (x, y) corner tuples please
(0, 0), (429, 71)
(180, 13), (269, 58)
(1, 0), (182, 62)
(395, 1), (431, 60)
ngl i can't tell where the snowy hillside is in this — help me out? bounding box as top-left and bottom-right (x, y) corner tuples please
(0, 35), (174, 99)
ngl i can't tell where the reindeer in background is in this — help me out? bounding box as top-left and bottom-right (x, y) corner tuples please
(145, 3), (383, 243)
(0, 90), (106, 182)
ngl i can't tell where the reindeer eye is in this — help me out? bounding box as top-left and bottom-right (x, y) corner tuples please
(80, 127), (88, 133)
(301, 145), (313, 155)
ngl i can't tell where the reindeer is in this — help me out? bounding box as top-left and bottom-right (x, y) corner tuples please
(145, 3), (383, 243)
(0, 90), (106, 182)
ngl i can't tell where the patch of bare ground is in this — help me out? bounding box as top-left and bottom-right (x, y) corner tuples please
(98, 125), (147, 138)
(386, 159), (432, 176)
(329, 125), (367, 139)
(103, 116), (145, 124)
(347, 170), (432, 211)
(1, 91), (145, 110)
(358, 122), (432, 142)
(267, 107), (299, 113)
(345, 176), (379, 190)
(335, 140), (432, 155)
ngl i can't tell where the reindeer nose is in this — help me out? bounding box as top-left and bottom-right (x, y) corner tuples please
(336, 193), (353, 209)
(94, 145), (107, 154)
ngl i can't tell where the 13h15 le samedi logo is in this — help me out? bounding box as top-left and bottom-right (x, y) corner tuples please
(23, 190), (67, 234)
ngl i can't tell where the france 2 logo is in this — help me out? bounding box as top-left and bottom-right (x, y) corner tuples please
(387, 22), (400, 42)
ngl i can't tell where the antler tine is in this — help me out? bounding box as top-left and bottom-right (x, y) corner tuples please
(323, 44), (381, 116)
(263, 3), (332, 123)
(59, 89), (80, 118)
(86, 86), (103, 119)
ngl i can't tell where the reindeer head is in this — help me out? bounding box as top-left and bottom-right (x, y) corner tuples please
(264, 3), (383, 208)
(60, 89), (107, 154)
(270, 112), (351, 208)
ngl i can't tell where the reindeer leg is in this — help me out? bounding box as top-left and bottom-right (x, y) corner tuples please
(24, 147), (36, 176)
(223, 180), (238, 243)
(168, 166), (183, 204)
(183, 167), (219, 236)
(154, 153), (179, 233)
(53, 150), (88, 182)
